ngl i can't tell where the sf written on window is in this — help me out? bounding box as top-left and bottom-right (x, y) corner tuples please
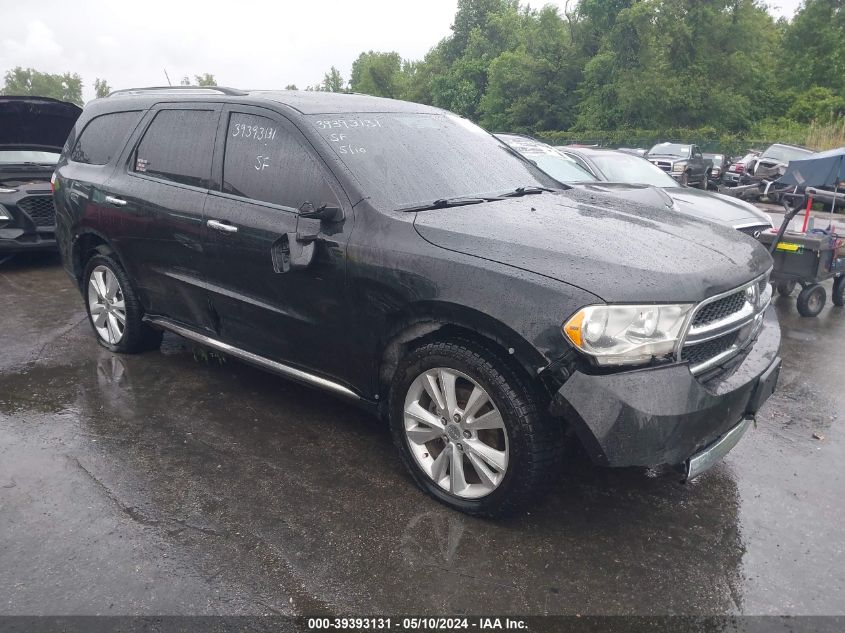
(222, 113), (338, 211)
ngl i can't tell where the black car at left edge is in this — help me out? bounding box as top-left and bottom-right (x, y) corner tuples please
(0, 96), (82, 259)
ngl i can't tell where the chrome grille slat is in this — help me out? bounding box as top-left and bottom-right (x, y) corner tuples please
(692, 290), (746, 327)
(679, 271), (771, 375)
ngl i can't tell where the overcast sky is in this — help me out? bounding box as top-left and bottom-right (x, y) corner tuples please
(1, 0), (803, 102)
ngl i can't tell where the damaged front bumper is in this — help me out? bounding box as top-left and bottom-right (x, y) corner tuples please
(551, 308), (781, 475)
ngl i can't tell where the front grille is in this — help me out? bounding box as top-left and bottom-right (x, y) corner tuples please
(736, 225), (770, 238)
(651, 160), (672, 172)
(17, 196), (56, 227)
(692, 290), (746, 327)
(681, 331), (738, 366)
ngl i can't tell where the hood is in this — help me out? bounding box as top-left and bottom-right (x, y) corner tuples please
(573, 182), (675, 211)
(664, 187), (772, 227)
(412, 189), (772, 304)
(647, 154), (685, 161)
(0, 96), (82, 152)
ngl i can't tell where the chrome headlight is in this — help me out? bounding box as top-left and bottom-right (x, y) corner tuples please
(672, 162), (688, 173)
(563, 304), (694, 366)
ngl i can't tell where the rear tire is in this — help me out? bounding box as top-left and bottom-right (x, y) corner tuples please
(389, 339), (563, 516)
(776, 280), (797, 297)
(796, 284), (826, 317)
(83, 253), (162, 353)
(833, 276), (845, 307)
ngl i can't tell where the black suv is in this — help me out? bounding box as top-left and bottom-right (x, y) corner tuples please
(0, 96), (81, 260)
(54, 87), (781, 515)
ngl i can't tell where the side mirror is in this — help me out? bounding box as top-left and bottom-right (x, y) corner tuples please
(298, 201), (344, 223)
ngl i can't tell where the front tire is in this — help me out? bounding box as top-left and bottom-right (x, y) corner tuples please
(83, 253), (162, 353)
(389, 339), (563, 516)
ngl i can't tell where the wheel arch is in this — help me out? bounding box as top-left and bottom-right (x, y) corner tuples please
(377, 300), (550, 400)
(71, 229), (119, 287)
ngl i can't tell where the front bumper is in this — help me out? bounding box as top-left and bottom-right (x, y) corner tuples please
(0, 228), (57, 253)
(551, 307), (781, 469)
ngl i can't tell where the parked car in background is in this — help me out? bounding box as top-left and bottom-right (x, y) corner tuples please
(646, 142), (712, 188)
(723, 151), (760, 186)
(54, 87), (780, 516)
(497, 134), (678, 211)
(560, 146), (773, 237)
(704, 153), (728, 183)
(0, 96), (81, 262)
(748, 143), (815, 181)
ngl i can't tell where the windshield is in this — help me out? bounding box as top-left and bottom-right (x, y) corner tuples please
(649, 143), (690, 158)
(309, 113), (559, 209)
(0, 150), (60, 165)
(761, 144), (814, 163)
(590, 152), (680, 188)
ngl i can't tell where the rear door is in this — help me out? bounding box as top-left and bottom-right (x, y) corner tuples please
(107, 103), (221, 329)
(56, 110), (145, 259)
(201, 105), (356, 384)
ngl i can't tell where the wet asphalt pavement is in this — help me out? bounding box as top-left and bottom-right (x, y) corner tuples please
(1, 252), (843, 617)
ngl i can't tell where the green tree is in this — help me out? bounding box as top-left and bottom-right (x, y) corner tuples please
(321, 66), (345, 92)
(1, 67), (83, 106)
(94, 78), (111, 98)
(572, 0), (781, 131)
(284, 84), (298, 90)
(180, 73), (216, 86)
(350, 51), (403, 97)
(194, 73), (217, 86)
(428, 0), (525, 118)
(480, 5), (584, 131)
(782, 0), (845, 93)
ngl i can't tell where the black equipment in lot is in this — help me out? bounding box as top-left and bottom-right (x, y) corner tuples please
(756, 147), (845, 317)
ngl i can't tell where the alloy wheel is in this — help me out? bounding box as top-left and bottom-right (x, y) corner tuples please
(87, 265), (127, 345)
(403, 368), (509, 499)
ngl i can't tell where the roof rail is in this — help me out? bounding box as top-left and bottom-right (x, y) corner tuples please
(106, 86), (248, 97)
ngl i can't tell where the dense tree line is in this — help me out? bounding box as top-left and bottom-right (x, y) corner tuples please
(332, 0), (845, 145)
(2, 0), (842, 148)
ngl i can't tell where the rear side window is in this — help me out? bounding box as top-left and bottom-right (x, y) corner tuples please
(133, 109), (217, 188)
(70, 111), (141, 165)
(222, 112), (338, 210)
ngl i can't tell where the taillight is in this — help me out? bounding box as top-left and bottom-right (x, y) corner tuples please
(735, 164), (745, 173)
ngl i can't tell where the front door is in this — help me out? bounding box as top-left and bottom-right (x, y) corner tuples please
(201, 106), (356, 388)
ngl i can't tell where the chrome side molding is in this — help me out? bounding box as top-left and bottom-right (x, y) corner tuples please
(145, 317), (361, 401)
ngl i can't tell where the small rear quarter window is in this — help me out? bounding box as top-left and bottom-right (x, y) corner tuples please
(70, 111), (142, 165)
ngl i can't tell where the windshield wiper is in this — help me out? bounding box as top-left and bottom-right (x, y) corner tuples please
(396, 197), (491, 213)
(499, 186), (558, 197)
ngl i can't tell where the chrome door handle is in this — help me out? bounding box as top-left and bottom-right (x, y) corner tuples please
(104, 195), (127, 207)
(207, 219), (238, 233)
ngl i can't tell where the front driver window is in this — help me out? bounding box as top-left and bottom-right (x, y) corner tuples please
(222, 112), (338, 210)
